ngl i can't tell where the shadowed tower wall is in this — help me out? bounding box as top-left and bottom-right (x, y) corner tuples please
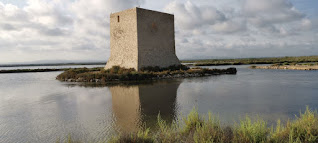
(136, 8), (180, 69)
(105, 7), (180, 71)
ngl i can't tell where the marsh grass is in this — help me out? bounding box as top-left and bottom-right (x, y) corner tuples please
(111, 107), (318, 143)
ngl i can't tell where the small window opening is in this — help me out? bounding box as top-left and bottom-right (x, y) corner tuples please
(117, 16), (120, 22)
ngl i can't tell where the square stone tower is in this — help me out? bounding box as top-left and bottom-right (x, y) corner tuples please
(105, 7), (181, 71)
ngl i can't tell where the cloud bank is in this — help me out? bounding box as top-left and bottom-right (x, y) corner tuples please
(0, 0), (317, 63)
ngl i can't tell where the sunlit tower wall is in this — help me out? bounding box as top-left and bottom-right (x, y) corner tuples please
(105, 7), (181, 71)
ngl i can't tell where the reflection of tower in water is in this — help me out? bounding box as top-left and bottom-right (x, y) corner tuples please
(110, 81), (180, 133)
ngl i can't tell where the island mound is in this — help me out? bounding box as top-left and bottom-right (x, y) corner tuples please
(56, 66), (237, 83)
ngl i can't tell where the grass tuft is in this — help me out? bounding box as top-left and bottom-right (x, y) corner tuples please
(234, 116), (268, 143)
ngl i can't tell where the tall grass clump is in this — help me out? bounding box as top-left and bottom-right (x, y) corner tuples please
(192, 112), (229, 143)
(155, 114), (181, 142)
(270, 106), (318, 143)
(110, 106), (318, 143)
(234, 116), (269, 142)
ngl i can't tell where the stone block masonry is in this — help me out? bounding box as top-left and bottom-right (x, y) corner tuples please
(105, 7), (181, 71)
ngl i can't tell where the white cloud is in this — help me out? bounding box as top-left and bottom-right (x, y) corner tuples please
(243, 0), (305, 32)
(0, 0), (142, 63)
(211, 20), (246, 34)
(164, 1), (226, 30)
(0, 0), (317, 64)
(301, 18), (312, 30)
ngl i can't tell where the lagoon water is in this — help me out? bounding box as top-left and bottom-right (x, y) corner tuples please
(0, 64), (105, 70)
(1, 65), (318, 142)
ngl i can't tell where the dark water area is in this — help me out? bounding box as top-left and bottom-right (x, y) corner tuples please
(0, 65), (318, 142)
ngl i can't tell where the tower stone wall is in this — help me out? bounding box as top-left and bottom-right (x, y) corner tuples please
(105, 7), (180, 71)
(105, 8), (139, 70)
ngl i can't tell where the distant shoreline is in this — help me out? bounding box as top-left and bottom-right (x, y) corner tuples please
(183, 55), (318, 66)
(251, 65), (318, 70)
(2, 56), (318, 67)
(1, 55), (318, 71)
(0, 62), (106, 68)
(0, 67), (102, 74)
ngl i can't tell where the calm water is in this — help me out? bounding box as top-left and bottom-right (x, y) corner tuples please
(0, 64), (104, 70)
(1, 65), (318, 142)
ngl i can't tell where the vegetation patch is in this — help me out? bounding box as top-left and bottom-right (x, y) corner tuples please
(56, 66), (237, 82)
(61, 107), (318, 143)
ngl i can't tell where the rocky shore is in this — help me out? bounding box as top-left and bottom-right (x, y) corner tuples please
(56, 67), (237, 83)
(251, 65), (318, 70)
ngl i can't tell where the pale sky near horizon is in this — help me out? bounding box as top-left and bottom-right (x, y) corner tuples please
(0, 0), (317, 64)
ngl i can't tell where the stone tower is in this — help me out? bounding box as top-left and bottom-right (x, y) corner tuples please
(105, 7), (181, 71)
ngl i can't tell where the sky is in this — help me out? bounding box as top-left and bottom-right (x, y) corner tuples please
(0, 0), (317, 64)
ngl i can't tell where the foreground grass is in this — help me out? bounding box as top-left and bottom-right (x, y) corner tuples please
(183, 56), (318, 66)
(108, 107), (318, 143)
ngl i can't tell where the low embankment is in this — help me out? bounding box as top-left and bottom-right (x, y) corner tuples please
(250, 65), (318, 70)
(56, 66), (237, 83)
